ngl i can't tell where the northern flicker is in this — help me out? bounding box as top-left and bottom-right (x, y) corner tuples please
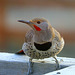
(17, 18), (64, 75)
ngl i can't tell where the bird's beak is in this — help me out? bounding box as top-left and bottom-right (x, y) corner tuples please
(18, 20), (33, 25)
(18, 20), (41, 31)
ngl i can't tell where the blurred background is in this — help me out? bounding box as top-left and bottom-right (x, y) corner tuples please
(0, 0), (75, 58)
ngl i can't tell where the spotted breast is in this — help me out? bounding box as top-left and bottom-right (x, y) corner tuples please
(22, 37), (64, 59)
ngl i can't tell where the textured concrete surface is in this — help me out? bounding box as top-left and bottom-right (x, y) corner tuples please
(45, 65), (75, 75)
(0, 52), (75, 75)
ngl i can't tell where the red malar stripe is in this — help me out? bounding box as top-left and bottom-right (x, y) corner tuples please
(33, 25), (41, 31)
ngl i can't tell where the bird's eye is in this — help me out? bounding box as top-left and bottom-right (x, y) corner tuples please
(37, 21), (41, 24)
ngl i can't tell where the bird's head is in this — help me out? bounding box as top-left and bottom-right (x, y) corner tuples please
(18, 18), (52, 31)
(18, 18), (55, 42)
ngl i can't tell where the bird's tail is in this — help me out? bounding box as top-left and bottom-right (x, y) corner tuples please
(15, 49), (25, 55)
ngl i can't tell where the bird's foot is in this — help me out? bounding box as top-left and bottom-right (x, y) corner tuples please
(56, 64), (59, 70)
(53, 56), (60, 70)
(27, 68), (33, 75)
(27, 58), (34, 75)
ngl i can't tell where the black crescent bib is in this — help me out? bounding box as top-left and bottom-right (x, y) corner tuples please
(34, 42), (52, 51)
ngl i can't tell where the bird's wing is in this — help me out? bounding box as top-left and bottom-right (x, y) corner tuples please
(25, 29), (34, 43)
(53, 28), (62, 41)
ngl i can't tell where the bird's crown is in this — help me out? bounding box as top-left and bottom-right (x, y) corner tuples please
(30, 18), (48, 23)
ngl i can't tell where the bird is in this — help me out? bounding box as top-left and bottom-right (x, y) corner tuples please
(17, 18), (64, 75)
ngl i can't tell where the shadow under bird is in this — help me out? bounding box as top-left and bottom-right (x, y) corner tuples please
(16, 18), (64, 75)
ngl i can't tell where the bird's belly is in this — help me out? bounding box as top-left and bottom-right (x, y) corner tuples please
(25, 50), (56, 59)
(23, 38), (64, 59)
(24, 46), (58, 59)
